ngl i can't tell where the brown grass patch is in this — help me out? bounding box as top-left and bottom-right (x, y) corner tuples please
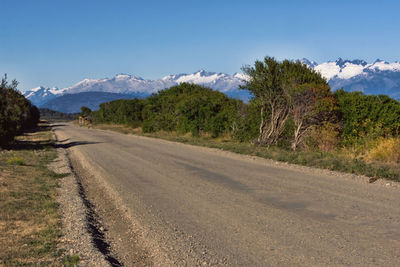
(366, 137), (400, 164)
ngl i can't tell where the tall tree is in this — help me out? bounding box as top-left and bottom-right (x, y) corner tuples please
(241, 57), (328, 146)
(241, 57), (289, 145)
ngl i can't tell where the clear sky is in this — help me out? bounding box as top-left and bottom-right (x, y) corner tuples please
(1, 0), (399, 91)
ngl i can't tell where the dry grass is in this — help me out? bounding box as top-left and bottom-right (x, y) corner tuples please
(0, 123), (65, 266)
(366, 137), (400, 164)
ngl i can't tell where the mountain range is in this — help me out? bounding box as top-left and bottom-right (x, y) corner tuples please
(24, 59), (400, 113)
(301, 58), (400, 98)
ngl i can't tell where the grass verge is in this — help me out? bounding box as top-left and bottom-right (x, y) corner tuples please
(91, 123), (400, 182)
(0, 122), (66, 265)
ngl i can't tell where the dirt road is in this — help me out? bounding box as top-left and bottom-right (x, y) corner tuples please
(53, 123), (400, 266)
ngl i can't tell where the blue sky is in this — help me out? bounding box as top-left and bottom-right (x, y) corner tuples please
(1, 0), (399, 90)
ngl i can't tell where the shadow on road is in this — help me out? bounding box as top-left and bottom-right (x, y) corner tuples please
(23, 122), (68, 134)
(50, 123), (68, 128)
(9, 139), (101, 151)
(54, 141), (101, 149)
(4, 123), (100, 151)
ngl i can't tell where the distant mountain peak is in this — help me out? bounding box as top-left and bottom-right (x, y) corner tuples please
(300, 58), (318, 68)
(348, 59), (368, 66)
(114, 73), (144, 80)
(335, 57), (344, 63)
(374, 58), (389, 64)
(31, 86), (45, 92)
(194, 69), (216, 76)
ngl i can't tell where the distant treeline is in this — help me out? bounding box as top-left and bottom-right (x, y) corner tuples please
(39, 108), (79, 121)
(81, 57), (400, 160)
(0, 75), (40, 146)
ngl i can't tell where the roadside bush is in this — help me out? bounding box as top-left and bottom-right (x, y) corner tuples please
(231, 102), (260, 142)
(142, 83), (240, 137)
(92, 98), (144, 128)
(334, 89), (400, 146)
(0, 74), (40, 147)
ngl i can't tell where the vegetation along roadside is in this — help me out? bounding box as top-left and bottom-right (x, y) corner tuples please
(80, 57), (400, 182)
(0, 123), (69, 265)
(0, 76), (73, 265)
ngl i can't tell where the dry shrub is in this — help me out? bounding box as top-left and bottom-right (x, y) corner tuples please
(306, 122), (341, 152)
(366, 137), (400, 163)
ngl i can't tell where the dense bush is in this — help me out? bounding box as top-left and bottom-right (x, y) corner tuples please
(231, 101), (260, 142)
(334, 89), (400, 145)
(141, 83), (239, 136)
(92, 99), (144, 128)
(0, 75), (40, 146)
(93, 83), (240, 137)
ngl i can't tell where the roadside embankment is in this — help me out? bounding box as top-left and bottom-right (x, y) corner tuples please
(0, 124), (63, 265)
(0, 122), (112, 266)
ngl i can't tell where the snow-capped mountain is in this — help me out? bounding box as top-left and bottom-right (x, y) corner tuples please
(23, 86), (66, 106)
(24, 70), (248, 109)
(24, 59), (400, 113)
(303, 58), (400, 99)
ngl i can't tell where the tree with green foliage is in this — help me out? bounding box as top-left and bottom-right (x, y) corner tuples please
(241, 56), (331, 147)
(0, 74), (40, 146)
(241, 57), (289, 145)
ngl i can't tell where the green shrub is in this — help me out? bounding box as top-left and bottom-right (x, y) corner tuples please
(334, 90), (400, 146)
(0, 74), (40, 147)
(92, 98), (144, 127)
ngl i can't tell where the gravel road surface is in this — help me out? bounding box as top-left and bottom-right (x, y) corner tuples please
(53, 123), (400, 266)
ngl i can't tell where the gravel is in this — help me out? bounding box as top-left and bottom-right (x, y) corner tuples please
(50, 132), (111, 267)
